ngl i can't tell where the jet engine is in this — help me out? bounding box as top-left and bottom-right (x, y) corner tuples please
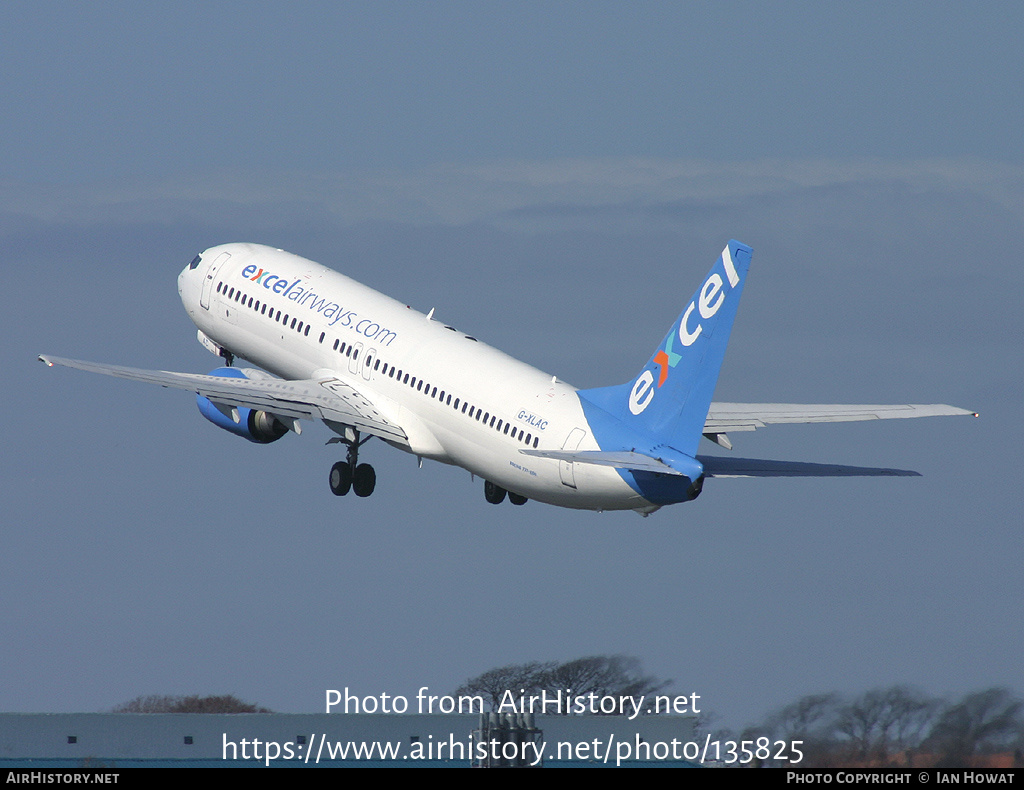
(196, 367), (289, 444)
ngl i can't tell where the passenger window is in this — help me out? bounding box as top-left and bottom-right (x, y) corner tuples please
(462, 402), (468, 414)
(454, 398), (460, 410)
(533, 436), (539, 448)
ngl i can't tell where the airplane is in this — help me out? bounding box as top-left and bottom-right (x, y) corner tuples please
(39, 240), (976, 515)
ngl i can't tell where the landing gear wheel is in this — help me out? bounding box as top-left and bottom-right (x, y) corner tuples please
(353, 463), (376, 497)
(329, 462), (352, 496)
(329, 429), (377, 499)
(484, 480), (506, 504)
(508, 492), (528, 506)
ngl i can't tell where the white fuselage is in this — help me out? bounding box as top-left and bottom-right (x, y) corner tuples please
(178, 243), (649, 511)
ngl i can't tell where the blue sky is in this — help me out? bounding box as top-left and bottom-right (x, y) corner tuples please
(1, 3), (1021, 732)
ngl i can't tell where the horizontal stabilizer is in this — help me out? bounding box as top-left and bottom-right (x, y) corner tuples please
(704, 403), (976, 433)
(697, 455), (921, 478)
(519, 449), (686, 476)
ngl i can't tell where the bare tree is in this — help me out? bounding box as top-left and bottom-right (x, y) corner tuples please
(454, 661), (556, 711)
(752, 692), (842, 765)
(455, 655), (670, 714)
(836, 689), (888, 760)
(926, 687), (1023, 765)
(835, 686), (935, 761)
(112, 694), (272, 713)
(542, 655), (671, 702)
(884, 687), (940, 754)
(745, 686), (1022, 767)
(764, 692), (842, 740)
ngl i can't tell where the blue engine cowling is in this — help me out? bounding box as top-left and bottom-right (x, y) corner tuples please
(196, 368), (288, 444)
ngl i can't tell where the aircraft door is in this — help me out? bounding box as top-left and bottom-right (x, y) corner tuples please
(200, 252), (231, 310)
(362, 348), (377, 381)
(559, 427), (587, 488)
(348, 342), (363, 377)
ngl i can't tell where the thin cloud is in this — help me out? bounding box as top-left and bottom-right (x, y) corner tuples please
(0, 158), (1019, 231)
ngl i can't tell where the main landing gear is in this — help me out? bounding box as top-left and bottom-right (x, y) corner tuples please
(484, 480), (527, 506)
(329, 430), (376, 498)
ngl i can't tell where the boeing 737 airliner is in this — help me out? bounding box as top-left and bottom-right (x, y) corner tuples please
(40, 241), (975, 515)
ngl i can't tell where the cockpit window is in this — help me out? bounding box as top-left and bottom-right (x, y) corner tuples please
(188, 254), (202, 270)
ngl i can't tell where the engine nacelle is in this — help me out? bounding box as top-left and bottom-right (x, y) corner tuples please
(196, 368), (289, 444)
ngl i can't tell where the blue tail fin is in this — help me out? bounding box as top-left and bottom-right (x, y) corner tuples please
(579, 240), (752, 457)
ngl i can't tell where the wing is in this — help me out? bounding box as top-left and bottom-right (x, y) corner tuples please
(38, 354), (407, 444)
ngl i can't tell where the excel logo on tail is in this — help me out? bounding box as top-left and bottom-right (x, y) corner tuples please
(628, 245), (742, 416)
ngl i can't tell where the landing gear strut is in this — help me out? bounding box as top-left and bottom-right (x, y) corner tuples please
(328, 430), (376, 498)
